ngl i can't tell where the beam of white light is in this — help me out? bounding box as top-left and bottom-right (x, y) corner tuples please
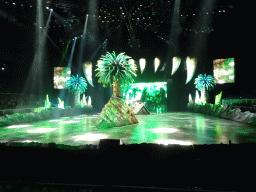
(68, 38), (77, 67)
(149, 128), (179, 133)
(26, 128), (57, 133)
(78, 14), (89, 67)
(155, 139), (193, 145)
(73, 133), (108, 141)
(171, 57), (181, 75)
(7, 125), (33, 129)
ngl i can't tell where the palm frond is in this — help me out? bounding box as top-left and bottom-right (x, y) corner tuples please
(194, 74), (215, 91)
(95, 51), (137, 87)
(66, 74), (87, 94)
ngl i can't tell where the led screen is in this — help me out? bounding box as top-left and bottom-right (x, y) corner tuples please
(213, 58), (235, 84)
(121, 82), (167, 112)
(54, 67), (71, 89)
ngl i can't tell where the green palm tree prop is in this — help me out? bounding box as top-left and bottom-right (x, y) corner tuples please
(194, 74), (215, 104)
(66, 74), (87, 107)
(95, 51), (137, 97)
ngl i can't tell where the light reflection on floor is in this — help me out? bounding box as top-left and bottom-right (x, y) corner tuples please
(1, 112), (256, 146)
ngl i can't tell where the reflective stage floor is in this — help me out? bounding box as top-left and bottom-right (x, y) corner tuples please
(1, 112), (256, 146)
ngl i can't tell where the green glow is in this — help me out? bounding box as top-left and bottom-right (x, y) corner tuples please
(59, 40), (71, 65)
(171, 57), (181, 75)
(121, 82), (167, 112)
(185, 57), (197, 84)
(215, 91), (222, 105)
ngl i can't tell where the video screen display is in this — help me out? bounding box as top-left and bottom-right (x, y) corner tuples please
(213, 58), (235, 84)
(121, 82), (167, 112)
(54, 67), (71, 89)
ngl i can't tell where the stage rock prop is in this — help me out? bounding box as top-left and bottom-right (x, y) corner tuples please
(187, 103), (256, 126)
(95, 95), (138, 128)
(129, 100), (150, 115)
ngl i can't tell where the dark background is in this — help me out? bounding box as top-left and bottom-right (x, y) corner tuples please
(0, 0), (252, 111)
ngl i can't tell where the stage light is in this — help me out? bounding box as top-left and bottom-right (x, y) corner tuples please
(26, 128), (57, 133)
(7, 124), (33, 129)
(72, 133), (108, 141)
(60, 120), (80, 124)
(49, 119), (61, 122)
(155, 139), (193, 145)
(46, 7), (49, 9)
(149, 128), (179, 133)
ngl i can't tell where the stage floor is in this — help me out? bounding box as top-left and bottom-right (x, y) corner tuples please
(1, 112), (256, 146)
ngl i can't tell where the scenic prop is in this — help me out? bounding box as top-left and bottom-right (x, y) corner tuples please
(185, 57), (197, 84)
(66, 74), (87, 107)
(194, 74), (215, 104)
(95, 51), (138, 128)
(171, 57), (181, 75)
(195, 90), (201, 105)
(58, 98), (64, 109)
(44, 94), (51, 109)
(215, 91), (222, 106)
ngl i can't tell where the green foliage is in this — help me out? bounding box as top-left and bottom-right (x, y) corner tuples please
(215, 91), (222, 105)
(194, 74), (215, 91)
(66, 74), (87, 94)
(95, 51), (137, 87)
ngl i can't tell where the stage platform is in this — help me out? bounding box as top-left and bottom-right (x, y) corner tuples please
(1, 112), (256, 147)
(1, 112), (255, 191)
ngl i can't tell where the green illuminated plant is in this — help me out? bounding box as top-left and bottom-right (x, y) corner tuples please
(194, 74), (215, 104)
(95, 51), (137, 97)
(66, 74), (87, 107)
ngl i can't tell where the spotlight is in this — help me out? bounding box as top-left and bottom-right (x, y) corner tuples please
(46, 7), (49, 9)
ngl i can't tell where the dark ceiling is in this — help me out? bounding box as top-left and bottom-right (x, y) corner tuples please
(0, 0), (247, 69)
